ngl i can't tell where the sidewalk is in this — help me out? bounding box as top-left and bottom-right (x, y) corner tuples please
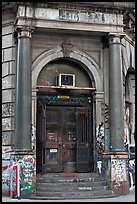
(2, 188), (135, 202)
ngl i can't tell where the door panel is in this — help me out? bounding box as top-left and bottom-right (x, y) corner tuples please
(36, 102), (43, 173)
(44, 106), (77, 173)
(44, 107), (62, 172)
(63, 107), (77, 172)
(37, 96), (93, 173)
(76, 107), (93, 172)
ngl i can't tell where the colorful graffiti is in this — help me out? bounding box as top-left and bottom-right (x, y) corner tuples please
(2, 148), (36, 198)
(10, 154), (36, 198)
(10, 164), (20, 198)
(20, 155), (35, 196)
(2, 147), (14, 196)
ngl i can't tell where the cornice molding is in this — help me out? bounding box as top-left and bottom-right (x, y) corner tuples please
(14, 2), (134, 14)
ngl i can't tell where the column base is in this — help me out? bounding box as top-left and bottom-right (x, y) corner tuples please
(10, 150), (36, 199)
(102, 151), (129, 195)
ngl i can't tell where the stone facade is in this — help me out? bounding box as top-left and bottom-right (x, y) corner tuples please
(2, 2), (135, 198)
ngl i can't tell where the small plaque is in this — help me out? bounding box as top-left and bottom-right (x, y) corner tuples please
(50, 149), (57, 153)
(58, 95), (69, 100)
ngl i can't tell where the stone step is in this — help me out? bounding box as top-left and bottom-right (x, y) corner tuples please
(32, 172), (114, 199)
(36, 185), (108, 192)
(36, 174), (105, 183)
(35, 190), (114, 199)
(36, 181), (108, 190)
(37, 172), (100, 179)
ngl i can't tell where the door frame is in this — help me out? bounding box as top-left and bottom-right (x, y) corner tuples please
(36, 92), (94, 173)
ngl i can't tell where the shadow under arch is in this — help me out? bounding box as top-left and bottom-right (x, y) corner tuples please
(32, 46), (102, 91)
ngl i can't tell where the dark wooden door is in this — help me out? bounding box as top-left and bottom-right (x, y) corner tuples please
(76, 107), (93, 172)
(43, 106), (77, 173)
(36, 95), (93, 173)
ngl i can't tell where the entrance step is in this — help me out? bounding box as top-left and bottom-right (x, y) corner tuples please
(29, 173), (116, 199)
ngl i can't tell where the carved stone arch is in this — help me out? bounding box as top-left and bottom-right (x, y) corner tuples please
(32, 46), (102, 91)
(70, 47), (102, 91)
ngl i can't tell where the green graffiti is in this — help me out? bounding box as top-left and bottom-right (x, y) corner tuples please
(21, 183), (32, 192)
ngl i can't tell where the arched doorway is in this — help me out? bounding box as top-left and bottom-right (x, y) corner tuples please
(36, 59), (95, 173)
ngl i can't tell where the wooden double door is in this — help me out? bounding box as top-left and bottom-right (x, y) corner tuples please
(36, 96), (93, 173)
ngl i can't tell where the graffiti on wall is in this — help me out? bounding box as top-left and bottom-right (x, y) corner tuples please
(11, 154), (36, 197)
(2, 147), (36, 198)
(21, 155), (35, 193)
(128, 159), (135, 189)
(2, 132), (12, 145)
(96, 122), (104, 175)
(124, 106), (135, 189)
(2, 147), (14, 196)
(2, 118), (11, 130)
(2, 78), (14, 89)
(104, 103), (110, 148)
(96, 122), (104, 154)
(10, 163), (20, 198)
(111, 159), (128, 193)
(2, 103), (14, 116)
(124, 107), (130, 150)
(104, 103), (109, 123)
(31, 124), (36, 152)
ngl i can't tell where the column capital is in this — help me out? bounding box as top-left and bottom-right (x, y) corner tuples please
(108, 33), (125, 44)
(16, 26), (33, 39)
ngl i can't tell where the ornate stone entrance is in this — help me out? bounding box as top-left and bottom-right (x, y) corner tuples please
(36, 93), (94, 173)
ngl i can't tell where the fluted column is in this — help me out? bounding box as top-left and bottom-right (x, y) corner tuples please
(108, 33), (125, 152)
(15, 27), (32, 150)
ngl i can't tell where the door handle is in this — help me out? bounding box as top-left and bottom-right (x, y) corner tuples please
(59, 144), (65, 147)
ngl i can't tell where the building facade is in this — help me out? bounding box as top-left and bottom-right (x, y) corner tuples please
(2, 2), (135, 198)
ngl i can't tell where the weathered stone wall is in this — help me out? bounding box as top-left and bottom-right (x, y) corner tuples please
(2, 10), (17, 196)
(2, 24), (16, 146)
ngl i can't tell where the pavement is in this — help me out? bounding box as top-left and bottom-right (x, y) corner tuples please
(2, 188), (135, 202)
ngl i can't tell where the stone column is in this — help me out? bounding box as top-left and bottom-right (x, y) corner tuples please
(102, 33), (129, 195)
(108, 33), (125, 152)
(15, 27), (32, 150)
(11, 27), (36, 199)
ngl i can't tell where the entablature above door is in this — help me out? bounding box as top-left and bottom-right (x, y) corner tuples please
(15, 4), (124, 34)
